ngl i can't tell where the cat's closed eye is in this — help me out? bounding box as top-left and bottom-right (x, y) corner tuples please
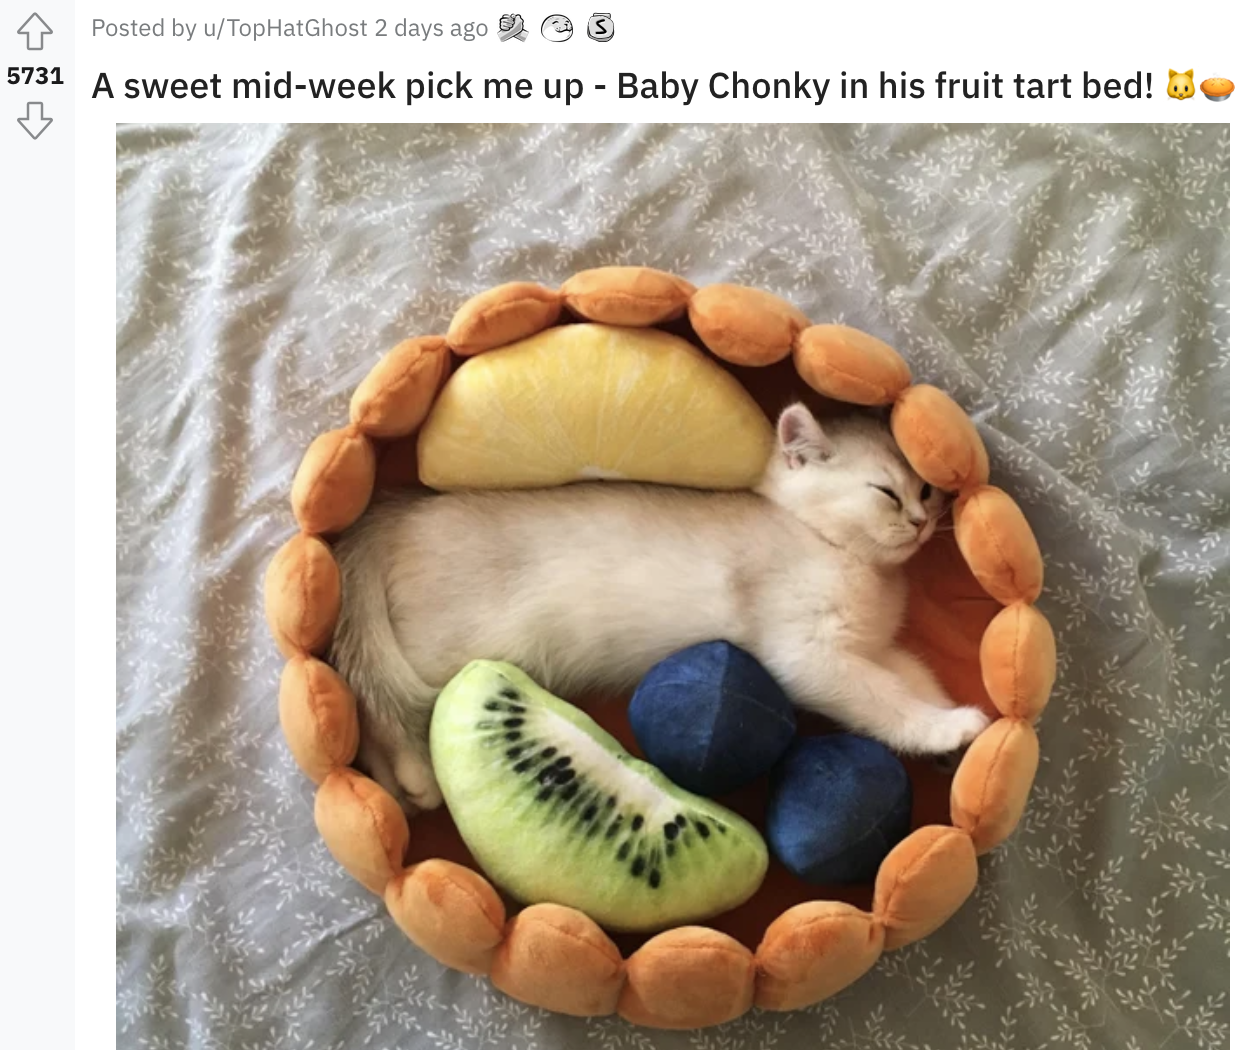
(872, 484), (902, 508)
(921, 483), (933, 500)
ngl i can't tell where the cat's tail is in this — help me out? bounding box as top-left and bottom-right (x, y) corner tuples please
(326, 498), (443, 808)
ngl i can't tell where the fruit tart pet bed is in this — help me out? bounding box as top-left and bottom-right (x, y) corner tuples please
(263, 266), (1055, 1030)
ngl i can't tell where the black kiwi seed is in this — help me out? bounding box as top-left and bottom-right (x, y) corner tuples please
(483, 702), (502, 711)
(616, 842), (630, 861)
(554, 756), (572, 769)
(605, 817), (623, 839)
(675, 815), (687, 828)
(631, 856), (646, 878)
(631, 815), (644, 831)
(649, 870), (661, 889)
(505, 746), (523, 759)
(554, 768), (576, 785)
(505, 731), (522, 741)
(513, 759), (535, 773)
(663, 822), (679, 841)
(501, 688), (520, 700)
(561, 782), (580, 801)
(537, 786), (554, 802)
(539, 746), (557, 759)
(695, 821), (710, 838)
(581, 804), (598, 822)
(666, 842), (676, 857)
(605, 796), (617, 808)
(502, 717), (524, 728)
(536, 762), (562, 782)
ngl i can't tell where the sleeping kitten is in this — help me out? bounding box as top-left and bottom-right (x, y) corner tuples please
(329, 404), (990, 811)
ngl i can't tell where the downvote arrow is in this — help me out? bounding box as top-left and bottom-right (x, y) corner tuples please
(18, 101), (51, 140)
(17, 13), (52, 50)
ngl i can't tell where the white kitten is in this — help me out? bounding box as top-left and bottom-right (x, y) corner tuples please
(329, 404), (990, 811)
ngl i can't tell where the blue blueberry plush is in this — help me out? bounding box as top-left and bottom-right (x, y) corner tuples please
(766, 734), (913, 885)
(629, 641), (796, 797)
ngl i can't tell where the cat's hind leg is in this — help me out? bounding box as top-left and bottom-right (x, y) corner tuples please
(355, 704), (444, 815)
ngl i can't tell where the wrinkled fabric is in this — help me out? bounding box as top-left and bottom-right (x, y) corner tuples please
(117, 124), (1229, 1049)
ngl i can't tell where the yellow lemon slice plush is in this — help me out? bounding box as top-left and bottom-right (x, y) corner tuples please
(418, 324), (774, 490)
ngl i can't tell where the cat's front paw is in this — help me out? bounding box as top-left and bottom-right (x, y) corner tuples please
(916, 705), (991, 755)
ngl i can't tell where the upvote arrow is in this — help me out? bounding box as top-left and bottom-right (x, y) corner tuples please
(18, 101), (51, 140)
(17, 12), (52, 50)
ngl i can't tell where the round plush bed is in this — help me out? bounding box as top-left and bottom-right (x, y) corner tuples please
(263, 266), (1055, 1030)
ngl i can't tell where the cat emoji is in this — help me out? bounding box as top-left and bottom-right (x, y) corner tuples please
(1167, 69), (1195, 99)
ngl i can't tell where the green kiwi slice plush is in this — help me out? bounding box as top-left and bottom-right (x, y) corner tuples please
(429, 660), (769, 932)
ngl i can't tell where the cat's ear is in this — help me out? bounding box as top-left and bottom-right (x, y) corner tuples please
(1169, 69), (1178, 78)
(777, 403), (832, 469)
(1185, 69), (1193, 78)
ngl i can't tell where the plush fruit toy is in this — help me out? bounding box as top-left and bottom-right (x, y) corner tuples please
(417, 324), (774, 490)
(766, 735), (912, 885)
(430, 660), (769, 932)
(628, 641), (797, 797)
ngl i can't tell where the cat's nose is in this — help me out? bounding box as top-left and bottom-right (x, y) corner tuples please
(908, 513), (928, 529)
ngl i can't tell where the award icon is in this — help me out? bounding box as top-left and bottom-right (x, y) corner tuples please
(587, 12), (614, 42)
(541, 14), (573, 41)
(498, 14), (528, 41)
